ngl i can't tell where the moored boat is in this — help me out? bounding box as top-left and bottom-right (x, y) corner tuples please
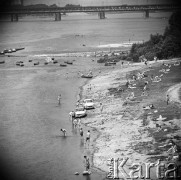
(60, 63), (67, 67)
(64, 61), (73, 64)
(81, 74), (93, 78)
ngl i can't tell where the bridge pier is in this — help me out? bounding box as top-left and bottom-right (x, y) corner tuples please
(11, 14), (19, 22)
(143, 10), (149, 18)
(98, 11), (105, 19)
(55, 13), (61, 21)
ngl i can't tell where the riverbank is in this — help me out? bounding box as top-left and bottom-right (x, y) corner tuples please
(80, 58), (181, 179)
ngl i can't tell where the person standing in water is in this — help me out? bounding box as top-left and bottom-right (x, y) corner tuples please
(77, 118), (81, 128)
(58, 94), (61, 105)
(84, 156), (90, 172)
(73, 118), (77, 127)
(85, 130), (90, 147)
(60, 128), (66, 136)
(79, 128), (83, 137)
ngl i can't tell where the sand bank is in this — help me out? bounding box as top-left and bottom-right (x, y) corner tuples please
(167, 83), (181, 104)
(81, 58), (181, 179)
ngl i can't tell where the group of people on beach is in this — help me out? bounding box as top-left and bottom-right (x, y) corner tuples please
(60, 111), (91, 145)
(57, 92), (91, 172)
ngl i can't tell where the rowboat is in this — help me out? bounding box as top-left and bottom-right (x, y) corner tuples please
(60, 64), (67, 67)
(81, 74), (93, 78)
(64, 61), (73, 64)
(0, 60), (5, 64)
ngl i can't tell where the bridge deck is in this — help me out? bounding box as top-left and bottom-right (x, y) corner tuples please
(0, 4), (180, 14)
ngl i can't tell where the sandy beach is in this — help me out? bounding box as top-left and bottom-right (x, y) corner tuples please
(80, 58), (181, 179)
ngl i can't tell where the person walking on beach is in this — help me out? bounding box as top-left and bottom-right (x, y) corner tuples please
(85, 130), (91, 147)
(166, 94), (170, 105)
(73, 119), (78, 128)
(77, 118), (81, 128)
(69, 111), (74, 121)
(58, 94), (61, 105)
(60, 128), (67, 137)
(84, 156), (90, 172)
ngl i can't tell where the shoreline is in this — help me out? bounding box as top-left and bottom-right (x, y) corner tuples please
(80, 58), (181, 178)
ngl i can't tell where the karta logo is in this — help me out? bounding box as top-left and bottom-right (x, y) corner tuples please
(107, 158), (181, 179)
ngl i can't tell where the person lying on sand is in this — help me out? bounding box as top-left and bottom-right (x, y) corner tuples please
(166, 94), (170, 105)
(143, 104), (155, 110)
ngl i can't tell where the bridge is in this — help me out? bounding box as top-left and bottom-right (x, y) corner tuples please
(0, 4), (180, 22)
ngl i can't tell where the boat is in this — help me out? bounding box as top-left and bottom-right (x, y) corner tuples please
(1, 47), (25, 54)
(34, 62), (39, 66)
(0, 60), (5, 64)
(16, 61), (23, 66)
(60, 64), (67, 67)
(81, 74), (93, 78)
(53, 60), (58, 64)
(64, 61), (73, 65)
(82, 171), (91, 175)
(105, 62), (116, 66)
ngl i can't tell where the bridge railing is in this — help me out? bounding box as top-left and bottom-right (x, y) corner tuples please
(0, 4), (179, 11)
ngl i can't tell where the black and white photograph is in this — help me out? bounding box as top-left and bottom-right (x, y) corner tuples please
(0, 0), (181, 180)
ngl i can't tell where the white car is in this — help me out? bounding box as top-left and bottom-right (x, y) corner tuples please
(83, 99), (95, 109)
(74, 106), (87, 118)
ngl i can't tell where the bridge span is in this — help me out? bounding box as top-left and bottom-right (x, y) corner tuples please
(0, 4), (180, 22)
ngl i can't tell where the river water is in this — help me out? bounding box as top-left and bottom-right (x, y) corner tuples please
(0, 12), (171, 180)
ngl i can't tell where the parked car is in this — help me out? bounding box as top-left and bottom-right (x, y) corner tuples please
(74, 106), (87, 118)
(83, 99), (95, 109)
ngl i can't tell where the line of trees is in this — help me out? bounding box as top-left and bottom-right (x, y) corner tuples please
(128, 10), (181, 62)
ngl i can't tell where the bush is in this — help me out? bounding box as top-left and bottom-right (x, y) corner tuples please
(128, 10), (181, 61)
